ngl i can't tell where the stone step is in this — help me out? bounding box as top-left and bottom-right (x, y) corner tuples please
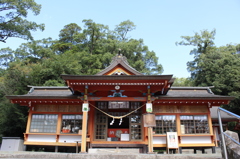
(181, 147), (222, 154)
(88, 148), (140, 154)
(0, 151), (223, 159)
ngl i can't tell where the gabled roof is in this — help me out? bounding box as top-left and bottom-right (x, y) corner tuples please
(95, 54), (143, 75)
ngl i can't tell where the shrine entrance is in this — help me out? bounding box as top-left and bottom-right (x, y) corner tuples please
(94, 101), (143, 141)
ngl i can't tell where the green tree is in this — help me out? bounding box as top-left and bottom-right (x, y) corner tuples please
(115, 20), (136, 41)
(0, 47), (15, 68)
(0, 38), (55, 69)
(177, 29), (240, 115)
(82, 19), (109, 55)
(0, 0), (44, 43)
(0, 19), (164, 88)
(176, 29), (216, 79)
(52, 23), (83, 54)
(0, 67), (30, 137)
(15, 38), (55, 60)
(52, 20), (163, 75)
(172, 77), (194, 87)
(59, 23), (82, 44)
(0, 98), (28, 137)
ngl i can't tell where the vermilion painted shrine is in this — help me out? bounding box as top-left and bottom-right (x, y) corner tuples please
(6, 54), (234, 153)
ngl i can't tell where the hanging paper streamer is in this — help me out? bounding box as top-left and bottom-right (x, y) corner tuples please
(110, 118), (115, 125)
(119, 118), (123, 125)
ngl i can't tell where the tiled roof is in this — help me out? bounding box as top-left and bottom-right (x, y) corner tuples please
(6, 86), (75, 99)
(26, 86), (71, 96)
(156, 87), (234, 100)
(6, 86), (234, 101)
(210, 107), (237, 121)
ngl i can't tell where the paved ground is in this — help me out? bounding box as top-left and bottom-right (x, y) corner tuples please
(0, 150), (222, 159)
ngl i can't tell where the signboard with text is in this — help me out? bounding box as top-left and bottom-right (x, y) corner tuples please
(108, 129), (129, 138)
(166, 132), (178, 149)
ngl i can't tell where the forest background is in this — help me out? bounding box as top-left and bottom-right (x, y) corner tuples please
(0, 0), (239, 137)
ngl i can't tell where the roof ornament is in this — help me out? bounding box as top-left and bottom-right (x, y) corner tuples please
(118, 48), (122, 58)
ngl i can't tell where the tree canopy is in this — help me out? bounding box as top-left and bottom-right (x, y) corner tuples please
(0, 0), (44, 43)
(177, 29), (240, 115)
(172, 77), (193, 87)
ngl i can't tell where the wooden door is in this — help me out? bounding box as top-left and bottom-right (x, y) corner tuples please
(94, 102), (108, 140)
(129, 102), (142, 141)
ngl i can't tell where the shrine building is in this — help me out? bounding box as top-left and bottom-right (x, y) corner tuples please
(6, 54), (234, 153)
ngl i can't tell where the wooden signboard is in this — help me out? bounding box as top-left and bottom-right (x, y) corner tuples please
(143, 113), (156, 127)
(166, 132), (178, 154)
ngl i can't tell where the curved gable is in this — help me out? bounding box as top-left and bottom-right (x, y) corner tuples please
(96, 54), (143, 75)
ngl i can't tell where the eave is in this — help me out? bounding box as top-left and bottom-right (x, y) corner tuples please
(61, 75), (173, 81)
(153, 96), (234, 106)
(6, 96), (82, 106)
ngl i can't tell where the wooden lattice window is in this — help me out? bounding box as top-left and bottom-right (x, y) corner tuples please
(153, 115), (176, 134)
(30, 114), (58, 133)
(180, 115), (209, 134)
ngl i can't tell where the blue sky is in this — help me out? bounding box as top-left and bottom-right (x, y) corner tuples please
(1, 0), (240, 77)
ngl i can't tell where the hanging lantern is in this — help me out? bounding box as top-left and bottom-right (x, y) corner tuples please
(143, 113), (156, 127)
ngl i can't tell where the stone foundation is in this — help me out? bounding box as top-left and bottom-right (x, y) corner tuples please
(224, 130), (240, 159)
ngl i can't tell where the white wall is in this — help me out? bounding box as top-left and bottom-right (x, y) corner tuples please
(27, 134), (82, 143)
(27, 135), (56, 142)
(153, 136), (166, 144)
(181, 136), (211, 144)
